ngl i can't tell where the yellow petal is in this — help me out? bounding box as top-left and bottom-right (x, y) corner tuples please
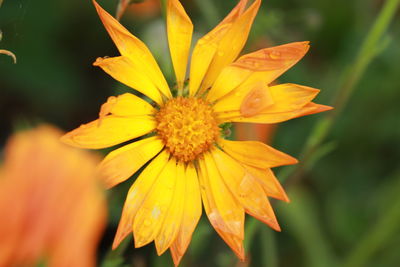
(93, 0), (171, 99)
(61, 115), (156, 149)
(112, 150), (170, 249)
(133, 157), (178, 248)
(200, 0), (261, 92)
(154, 161), (185, 255)
(215, 83), (319, 116)
(188, 0), (253, 96)
(170, 163), (202, 266)
(198, 152), (245, 260)
(167, 0), (193, 89)
(243, 165), (289, 202)
(211, 148), (280, 231)
(94, 56), (163, 105)
(99, 93), (155, 119)
(219, 102), (333, 123)
(219, 138), (297, 169)
(207, 42), (310, 102)
(98, 136), (164, 189)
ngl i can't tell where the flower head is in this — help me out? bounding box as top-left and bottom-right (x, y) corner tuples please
(0, 126), (106, 267)
(62, 0), (332, 265)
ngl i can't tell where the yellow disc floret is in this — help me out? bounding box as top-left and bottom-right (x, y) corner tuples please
(156, 97), (220, 162)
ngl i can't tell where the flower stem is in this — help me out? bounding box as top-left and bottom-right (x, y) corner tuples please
(281, 0), (400, 184)
(342, 170), (400, 267)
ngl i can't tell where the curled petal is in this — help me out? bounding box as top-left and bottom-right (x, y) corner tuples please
(207, 41), (310, 102)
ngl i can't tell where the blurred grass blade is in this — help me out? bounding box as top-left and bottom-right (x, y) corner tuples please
(244, 216), (259, 252)
(278, 188), (336, 267)
(245, 216), (278, 267)
(260, 226), (278, 267)
(343, 170), (400, 267)
(101, 236), (131, 267)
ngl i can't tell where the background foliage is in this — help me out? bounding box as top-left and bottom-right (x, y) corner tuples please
(1, 0), (399, 266)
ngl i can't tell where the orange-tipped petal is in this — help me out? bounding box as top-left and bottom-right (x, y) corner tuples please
(211, 148), (281, 231)
(200, 0), (261, 92)
(154, 161), (185, 255)
(198, 153), (245, 260)
(170, 162), (202, 265)
(167, 0), (193, 89)
(61, 115), (156, 149)
(92, 0), (171, 99)
(207, 41), (310, 102)
(133, 158), (178, 248)
(242, 165), (290, 202)
(219, 138), (298, 169)
(112, 151), (170, 249)
(222, 102), (333, 123)
(94, 57), (164, 104)
(214, 83), (320, 116)
(98, 137), (164, 189)
(189, 0), (258, 96)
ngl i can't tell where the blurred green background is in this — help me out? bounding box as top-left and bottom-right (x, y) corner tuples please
(1, 0), (400, 266)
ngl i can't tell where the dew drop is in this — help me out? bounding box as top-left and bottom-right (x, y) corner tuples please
(269, 51), (281, 60)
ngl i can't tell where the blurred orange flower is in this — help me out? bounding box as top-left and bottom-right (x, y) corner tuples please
(235, 123), (277, 143)
(0, 126), (106, 267)
(116, 0), (160, 20)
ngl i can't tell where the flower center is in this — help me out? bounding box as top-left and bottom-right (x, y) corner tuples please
(155, 97), (220, 162)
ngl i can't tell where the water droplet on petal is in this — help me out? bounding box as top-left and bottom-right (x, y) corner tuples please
(240, 84), (274, 117)
(269, 51), (281, 59)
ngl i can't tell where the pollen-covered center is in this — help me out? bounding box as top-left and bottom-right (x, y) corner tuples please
(156, 97), (220, 162)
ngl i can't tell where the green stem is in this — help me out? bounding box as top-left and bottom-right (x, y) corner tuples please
(100, 236), (132, 267)
(260, 227), (278, 267)
(342, 171), (400, 267)
(244, 217), (259, 252)
(281, 0), (400, 183)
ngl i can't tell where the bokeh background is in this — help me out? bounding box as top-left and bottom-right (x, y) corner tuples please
(1, 0), (400, 266)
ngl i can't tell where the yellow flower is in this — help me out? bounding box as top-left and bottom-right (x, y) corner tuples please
(62, 0), (332, 265)
(0, 126), (106, 267)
